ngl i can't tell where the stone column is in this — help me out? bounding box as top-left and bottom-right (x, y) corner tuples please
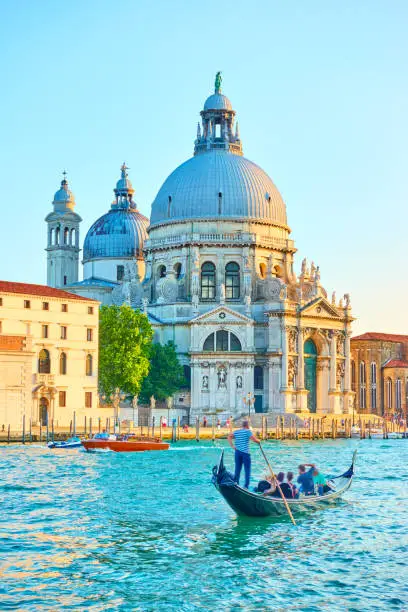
(344, 331), (351, 392)
(330, 332), (337, 392)
(297, 328), (304, 389)
(281, 324), (288, 390)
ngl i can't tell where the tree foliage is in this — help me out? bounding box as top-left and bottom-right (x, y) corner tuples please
(99, 305), (153, 398)
(139, 341), (186, 403)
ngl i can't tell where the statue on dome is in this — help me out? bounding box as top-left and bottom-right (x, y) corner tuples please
(215, 71), (222, 93)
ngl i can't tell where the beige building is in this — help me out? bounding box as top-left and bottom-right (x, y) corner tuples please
(0, 280), (104, 429)
(351, 332), (408, 417)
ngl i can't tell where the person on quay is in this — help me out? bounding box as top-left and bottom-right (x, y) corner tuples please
(297, 463), (316, 496)
(228, 420), (260, 489)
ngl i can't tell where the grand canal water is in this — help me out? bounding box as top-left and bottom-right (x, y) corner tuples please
(1, 439), (407, 611)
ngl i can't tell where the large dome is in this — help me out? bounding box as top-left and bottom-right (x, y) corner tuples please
(149, 150), (287, 228)
(83, 209), (149, 262)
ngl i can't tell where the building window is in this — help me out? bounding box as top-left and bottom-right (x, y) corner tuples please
(64, 227), (69, 245)
(370, 362), (377, 410)
(63, 276), (67, 286)
(0, 321), (2, 333)
(88, 306), (94, 315)
(61, 303), (68, 312)
(351, 361), (356, 392)
(225, 262), (240, 299)
(87, 328), (93, 342)
(42, 325), (49, 339)
(259, 263), (266, 279)
(60, 352), (67, 375)
(0, 298), (3, 306)
(203, 331), (242, 352)
(42, 302), (49, 311)
(396, 379), (402, 412)
(86, 354), (93, 376)
(183, 365), (191, 389)
(174, 263), (182, 279)
(85, 392), (92, 408)
(158, 265), (167, 278)
(359, 361), (366, 410)
(24, 300), (31, 309)
(60, 326), (67, 340)
(59, 391), (66, 407)
(117, 265), (125, 281)
(254, 366), (264, 390)
(386, 377), (392, 413)
(201, 262), (216, 300)
(38, 349), (51, 374)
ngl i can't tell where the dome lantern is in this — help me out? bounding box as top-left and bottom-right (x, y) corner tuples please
(194, 72), (243, 157)
(52, 171), (76, 212)
(113, 162), (136, 209)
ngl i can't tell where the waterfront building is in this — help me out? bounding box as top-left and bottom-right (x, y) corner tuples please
(351, 332), (408, 417)
(0, 281), (102, 429)
(55, 75), (356, 420)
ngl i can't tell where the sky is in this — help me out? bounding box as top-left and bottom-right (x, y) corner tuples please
(0, 0), (407, 334)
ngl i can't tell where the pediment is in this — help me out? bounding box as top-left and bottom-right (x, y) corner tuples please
(300, 297), (341, 319)
(189, 305), (253, 326)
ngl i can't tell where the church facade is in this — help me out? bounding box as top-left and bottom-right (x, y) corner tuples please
(46, 75), (354, 419)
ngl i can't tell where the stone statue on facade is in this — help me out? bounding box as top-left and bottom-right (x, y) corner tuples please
(217, 365), (227, 388)
(344, 293), (351, 308)
(192, 294), (199, 313)
(331, 291), (336, 305)
(288, 358), (297, 387)
(236, 375), (242, 389)
(215, 71), (222, 92)
(220, 283), (226, 305)
(244, 293), (251, 314)
(202, 375), (209, 389)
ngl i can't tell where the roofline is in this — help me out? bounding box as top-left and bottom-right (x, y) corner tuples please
(0, 281), (100, 303)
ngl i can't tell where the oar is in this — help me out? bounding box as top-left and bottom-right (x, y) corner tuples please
(259, 442), (297, 526)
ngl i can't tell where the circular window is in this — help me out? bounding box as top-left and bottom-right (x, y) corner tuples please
(219, 312), (226, 319)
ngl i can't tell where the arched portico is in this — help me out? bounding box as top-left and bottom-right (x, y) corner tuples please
(32, 385), (56, 425)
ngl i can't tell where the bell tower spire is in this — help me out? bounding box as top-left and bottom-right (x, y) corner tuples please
(45, 172), (82, 288)
(194, 73), (243, 156)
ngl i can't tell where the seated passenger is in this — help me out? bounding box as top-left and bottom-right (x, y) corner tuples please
(297, 464), (316, 496)
(264, 472), (291, 498)
(313, 468), (330, 495)
(286, 472), (299, 499)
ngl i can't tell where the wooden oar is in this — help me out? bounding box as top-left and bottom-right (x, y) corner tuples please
(259, 442), (297, 526)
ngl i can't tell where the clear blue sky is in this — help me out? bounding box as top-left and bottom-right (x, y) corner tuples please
(0, 0), (407, 334)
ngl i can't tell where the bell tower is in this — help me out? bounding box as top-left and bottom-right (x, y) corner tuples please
(45, 172), (82, 288)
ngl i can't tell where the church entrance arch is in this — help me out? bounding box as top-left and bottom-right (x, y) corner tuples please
(39, 397), (49, 425)
(304, 339), (317, 413)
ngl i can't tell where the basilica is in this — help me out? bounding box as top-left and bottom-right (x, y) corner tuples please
(46, 74), (354, 419)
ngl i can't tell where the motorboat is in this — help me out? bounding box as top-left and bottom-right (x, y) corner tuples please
(81, 434), (169, 452)
(212, 450), (357, 518)
(47, 437), (82, 449)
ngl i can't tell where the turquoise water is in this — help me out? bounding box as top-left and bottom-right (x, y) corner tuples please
(1, 440), (407, 611)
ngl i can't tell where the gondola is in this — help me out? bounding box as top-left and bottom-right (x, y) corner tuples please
(212, 450), (357, 518)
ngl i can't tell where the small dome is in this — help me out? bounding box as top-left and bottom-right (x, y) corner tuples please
(203, 93), (232, 111)
(150, 150), (287, 228)
(83, 209), (149, 262)
(52, 177), (76, 212)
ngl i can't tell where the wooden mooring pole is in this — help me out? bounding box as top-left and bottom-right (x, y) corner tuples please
(195, 416), (200, 442)
(22, 415), (26, 444)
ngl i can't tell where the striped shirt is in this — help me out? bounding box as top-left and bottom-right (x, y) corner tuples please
(233, 428), (253, 453)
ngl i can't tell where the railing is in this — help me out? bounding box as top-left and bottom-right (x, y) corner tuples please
(33, 373), (55, 386)
(145, 232), (294, 250)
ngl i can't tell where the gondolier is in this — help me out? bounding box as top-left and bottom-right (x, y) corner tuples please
(228, 420), (260, 488)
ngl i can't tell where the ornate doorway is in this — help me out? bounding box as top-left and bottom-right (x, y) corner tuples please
(304, 339), (317, 413)
(39, 397), (49, 425)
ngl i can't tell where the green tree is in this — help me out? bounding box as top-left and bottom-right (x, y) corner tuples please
(99, 305), (153, 398)
(139, 341), (186, 403)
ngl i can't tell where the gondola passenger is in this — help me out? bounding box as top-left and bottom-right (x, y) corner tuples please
(286, 472), (299, 498)
(297, 464), (316, 495)
(313, 468), (329, 495)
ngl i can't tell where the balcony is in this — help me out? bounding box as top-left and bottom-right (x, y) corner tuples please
(33, 373), (55, 388)
(145, 232), (295, 252)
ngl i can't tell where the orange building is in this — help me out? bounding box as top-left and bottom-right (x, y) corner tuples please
(350, 333), (408, 417)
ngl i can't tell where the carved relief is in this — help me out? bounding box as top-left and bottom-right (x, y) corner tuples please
(264, 277), (284, 301)
(287, 328), (298, 353)
(156, 276), (178, 303)
(336, 361), (345, 387)
(336, 334), (345, 356)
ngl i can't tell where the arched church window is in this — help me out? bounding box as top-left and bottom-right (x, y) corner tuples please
(86, 354), (93, 377)
(64, 227), (69, 245)
(386, 377), (392, 413)
(55, 227), (60, 245)
(70, 228), (76, 245)
(49, 228), (54, 246)
(38, 349), (51, 374)
(225, 262), (240, 299)
(117, 265), (125, 281)
(158, 265), (167, 278)
(396, 379), (402, 412)
(259, 263), (266, 279)
(203, 333), (215, 351)
(254, 366), (264, 389)
(203, 331), (242, 352)
(59, 352), (67, 375)
(351, 361), (356, 392)
(273, 265), (283, 279)
(216, 330), (229, 351)
(359, 362), (366, 410)
(370, 363), (377, 410)
(174, 263), (182, 279)
(201, 262), (216, 300)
